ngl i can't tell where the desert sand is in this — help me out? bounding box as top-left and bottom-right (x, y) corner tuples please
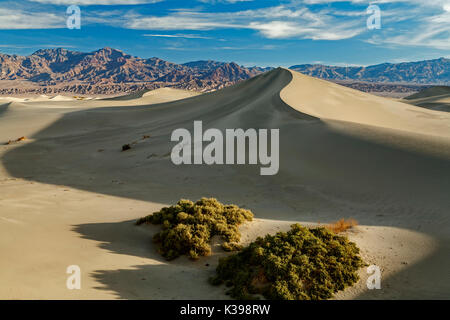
(402, 86), (450, 112)
(0, 69), (449, 299)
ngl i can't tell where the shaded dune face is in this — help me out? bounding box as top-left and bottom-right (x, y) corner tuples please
(1, 68), (450, 298)
(403, 86), (450, 113)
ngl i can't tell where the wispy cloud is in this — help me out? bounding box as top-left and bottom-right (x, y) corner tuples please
(29, 0), (162, 5)
(0, 8), (65, 29)
(197, 0), (254, 3)
(0, 44), (77, 49)
(1, 0), (449, 51)
(125, 5), (367, 40)
(365, 3), (450, 50)
(143, 33), (212, 39)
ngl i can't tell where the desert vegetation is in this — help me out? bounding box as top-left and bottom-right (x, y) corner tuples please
(136, 198), (253, 260)
(326, 218), (358, 233)
(210, 224), (364, 300)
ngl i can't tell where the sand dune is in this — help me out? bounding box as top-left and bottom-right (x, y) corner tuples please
(403, 86), (450, 112)
(101, 87), (200, 103)
(0, 87), (197, 106)
(0, 68), (449, 299)
(49, 95), (75, 101)
(405, 86), (450, 100)
(281, 71), (450, 138)
(0, 94), (75, 103)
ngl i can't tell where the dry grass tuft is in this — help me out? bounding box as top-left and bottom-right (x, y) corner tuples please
(326, 218), (358, 233)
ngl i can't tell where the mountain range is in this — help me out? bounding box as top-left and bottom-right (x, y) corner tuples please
(290, 58), (449, 84)
(0, 47), (448, 95)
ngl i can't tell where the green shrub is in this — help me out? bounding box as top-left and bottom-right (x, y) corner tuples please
(136, 198), (253, 260)
(210, 224), (364, 300)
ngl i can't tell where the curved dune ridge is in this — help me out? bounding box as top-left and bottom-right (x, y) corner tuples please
(0, 68), (449, 299)
(281, 69), (450, 138)
(403, 86), (450, 113)
(0, 87), (201, 140)
(405, 86), (450, 100)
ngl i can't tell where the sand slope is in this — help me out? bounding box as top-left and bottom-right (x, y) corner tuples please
(405, 86), (450, 100)
(0, 69), (449, 299)
(100, 87), (200, 103)
(402, 86), (450, 112)
(281, 71), (450, 138)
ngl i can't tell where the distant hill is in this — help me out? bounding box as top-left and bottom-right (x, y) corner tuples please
(0, 47), (448, 95)
(289, 58), (450, 85)
(404, 86), (450, 100)
(402, 86), (450, 112)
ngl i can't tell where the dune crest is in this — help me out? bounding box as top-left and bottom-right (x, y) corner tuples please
(403, 86), (450, 112)
(280, 69), (450, 139)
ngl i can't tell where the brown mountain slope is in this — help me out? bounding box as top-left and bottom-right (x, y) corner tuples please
(0, 48), (265, 95)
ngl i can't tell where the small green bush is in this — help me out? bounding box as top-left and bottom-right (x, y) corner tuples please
(210, 224), (364, 300)
(136, 198), (253, 260)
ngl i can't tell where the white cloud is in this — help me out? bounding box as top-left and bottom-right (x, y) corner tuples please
(0, 44), (76, 48)
(365, 3), (450, 50)
(2, 0), (449, 50)
(127, 15), (240, 30)
(0, 8), (65, 29)
(303, 0), (447, 5)
(197, 0), (254, 3)
(125, 5), (366, 40)
(249, 21), (301, 39)
(29, 0), (162, 5)
(143, 33), (212, 39)
(249, 20), (363, 40)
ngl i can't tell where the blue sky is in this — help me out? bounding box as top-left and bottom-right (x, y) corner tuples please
(0, 0), (449, 67)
